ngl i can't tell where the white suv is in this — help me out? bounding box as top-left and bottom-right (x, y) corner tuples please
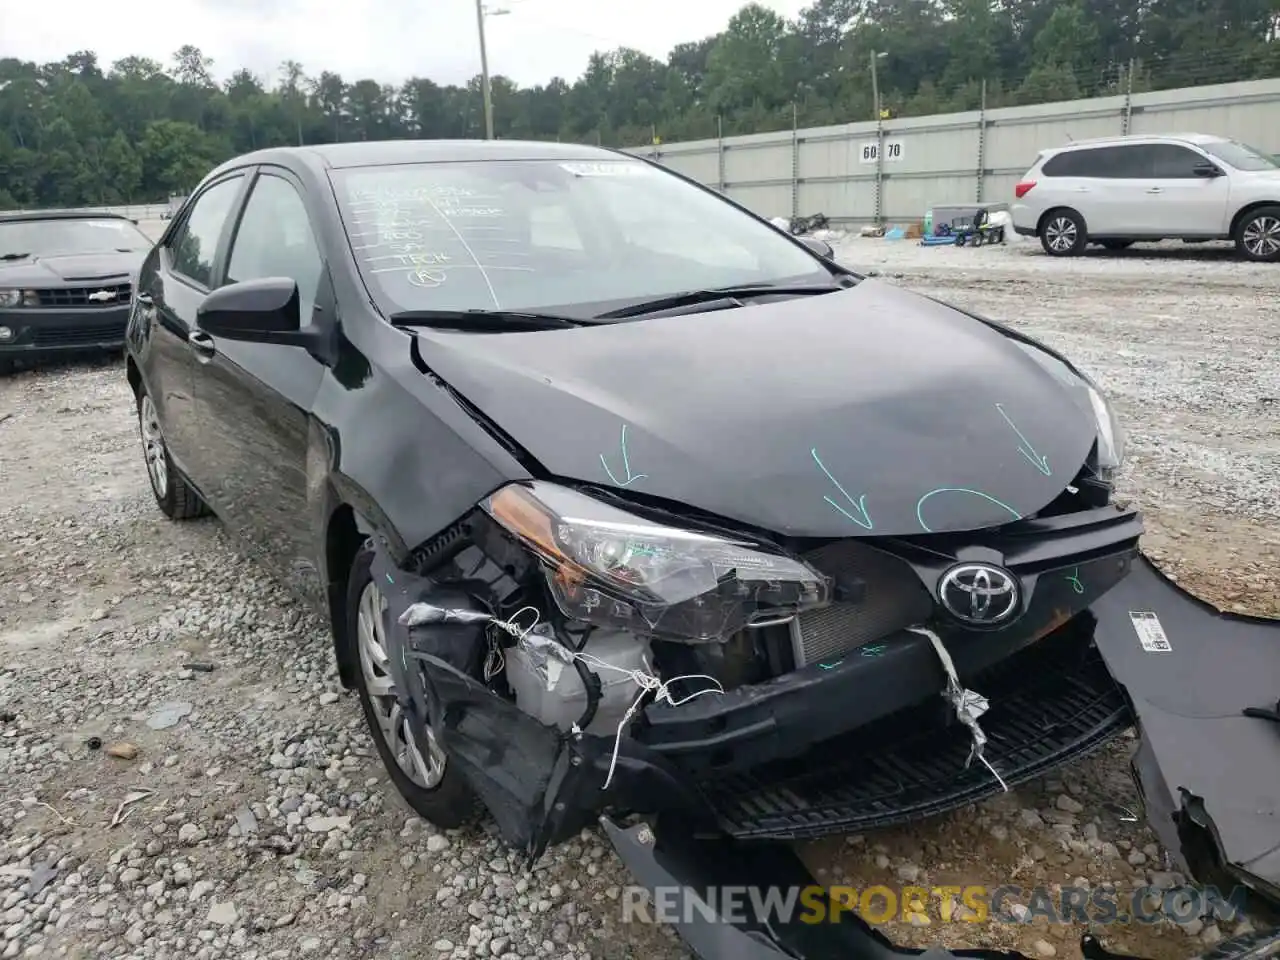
(1011, 133), (1280, 261)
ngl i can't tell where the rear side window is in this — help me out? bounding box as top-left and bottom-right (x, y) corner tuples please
(170, 177), (244, 287)
(1041, 150), (1092, 177)
(1043, 146), (1152, 178)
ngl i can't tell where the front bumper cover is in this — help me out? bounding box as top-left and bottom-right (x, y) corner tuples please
(1090, 554), (1280, 904)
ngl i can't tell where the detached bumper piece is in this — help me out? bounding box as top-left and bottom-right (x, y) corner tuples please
(603, 817), (1280, 960)
(702, 619), (1129, 840)
(604, 814), (1280, 960)
(1091, 555), (1280, 905)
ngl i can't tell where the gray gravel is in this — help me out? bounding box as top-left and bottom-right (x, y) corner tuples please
(1, 235), (1277, 959)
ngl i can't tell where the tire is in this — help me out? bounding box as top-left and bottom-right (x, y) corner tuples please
(136, 388), (207, 520)
(1100, 240), (1134, 251)
(344, 546), (476, 827)
(1039, 209), (1087, 256)
(1233, 204), (1280, 262)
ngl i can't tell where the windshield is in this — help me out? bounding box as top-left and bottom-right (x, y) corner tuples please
(330, 158), (834, 317)
(0, 217), (153, 257)
(1201, 140), (1279, 172)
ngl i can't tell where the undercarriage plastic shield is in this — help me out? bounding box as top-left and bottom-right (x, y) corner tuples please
(1091, 554), (1280, 903)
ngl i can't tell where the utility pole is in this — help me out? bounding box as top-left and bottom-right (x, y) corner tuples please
(870, 51), (887, 225)
(869, 51), (883, 123)
(475, 1), (510, 139)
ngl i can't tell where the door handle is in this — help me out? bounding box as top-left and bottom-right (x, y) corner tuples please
(1146, 188), (1163, 194)
(188, 330), (216, 359)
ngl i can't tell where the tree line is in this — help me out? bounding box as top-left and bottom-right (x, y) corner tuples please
(2, 0), (1277, 210)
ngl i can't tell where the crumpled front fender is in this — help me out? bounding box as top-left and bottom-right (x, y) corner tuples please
(1091, 554), (1280, 904)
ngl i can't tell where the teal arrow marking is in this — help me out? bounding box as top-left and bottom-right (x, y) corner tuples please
(600, 422), (648, 487)
(995, 403), (1051, 476)
(811, 447), (874, 529)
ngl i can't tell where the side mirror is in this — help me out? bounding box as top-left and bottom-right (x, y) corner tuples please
(197, 277), (306, 345)
(1192, 160), (1223, 178)
(798, 235), (834, 259)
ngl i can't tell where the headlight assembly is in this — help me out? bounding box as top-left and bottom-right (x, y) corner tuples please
(1012, 338), (1125, 480)
(1085, 382), (1125, 479)
(0, 289), (22, 308)
(482, 482), (830, 642)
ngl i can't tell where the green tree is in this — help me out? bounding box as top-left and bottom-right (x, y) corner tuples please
(0, 0), (1275, 209)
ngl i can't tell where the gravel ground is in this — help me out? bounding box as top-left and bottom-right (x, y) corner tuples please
(1, 230), (1277, 960)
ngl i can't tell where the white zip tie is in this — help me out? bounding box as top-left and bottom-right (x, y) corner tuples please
(907, 625), (1009, 793)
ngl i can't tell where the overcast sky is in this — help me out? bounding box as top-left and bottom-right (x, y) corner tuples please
(3, 0), (809, 88)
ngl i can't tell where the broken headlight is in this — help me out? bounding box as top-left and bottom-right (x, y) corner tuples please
(482, 482), (830, 642)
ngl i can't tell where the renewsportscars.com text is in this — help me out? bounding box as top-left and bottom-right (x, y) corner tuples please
(620, 883), (1249, 927)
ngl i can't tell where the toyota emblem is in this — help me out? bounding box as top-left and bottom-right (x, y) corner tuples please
(938, 562), (1021, 626)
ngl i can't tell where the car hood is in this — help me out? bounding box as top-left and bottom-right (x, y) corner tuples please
(0, 251), (143, 286)
(412, 280), (1100, 538)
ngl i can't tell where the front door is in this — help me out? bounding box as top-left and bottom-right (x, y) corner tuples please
(1138, 144), (1233, 236)
(189, 167), (329, 604)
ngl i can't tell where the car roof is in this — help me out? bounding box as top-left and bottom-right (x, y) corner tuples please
(210, 139), (630, 177)
(0, 210), (137, 224)
(1045, 133), (1228, 155)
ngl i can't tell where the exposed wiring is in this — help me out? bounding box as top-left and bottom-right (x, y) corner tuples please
(401, 601), (725, 791)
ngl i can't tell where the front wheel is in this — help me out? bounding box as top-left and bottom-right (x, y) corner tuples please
(344, 546), (476, 827)
(1040, 209), (1087, 256)
(1234, 205), (1280, 262)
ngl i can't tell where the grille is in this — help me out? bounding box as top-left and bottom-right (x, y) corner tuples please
(35, 283), (131, 308)
(789, 541), (934, 667)
(701, 628), (1129, 840)
(32, 320), (128, 346)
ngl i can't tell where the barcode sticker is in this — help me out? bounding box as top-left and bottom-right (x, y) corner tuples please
(1129, 611), (1172, 653)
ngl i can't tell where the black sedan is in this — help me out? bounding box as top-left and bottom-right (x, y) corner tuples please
(0, 211), (153, 369)
(124, 140), (1280, 960)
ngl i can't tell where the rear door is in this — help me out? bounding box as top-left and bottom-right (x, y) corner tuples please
(1039, 147), (1117, 233)
(1141, 143), (1232, 236)
(1051, 145), (1151, 236)
(139, 172), (250, 481)
(189, 166), (329, 603)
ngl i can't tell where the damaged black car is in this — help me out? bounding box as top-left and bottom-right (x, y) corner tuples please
(124, 140), (1280, 960)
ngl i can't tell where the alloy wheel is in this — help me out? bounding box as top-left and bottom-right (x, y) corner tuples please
(356, 579), (447, 789)
(1045, 217), (1077, 253)
(1242, 216), (1280, 259)
(139, 395), (169, 500)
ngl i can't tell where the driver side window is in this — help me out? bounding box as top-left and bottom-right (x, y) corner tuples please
(224, 173), (324, 324)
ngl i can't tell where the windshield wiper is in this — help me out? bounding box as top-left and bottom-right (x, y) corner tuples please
(0, 252), (30, 261)
(595, 282), (848, 320)
(388, 308), (592, 331)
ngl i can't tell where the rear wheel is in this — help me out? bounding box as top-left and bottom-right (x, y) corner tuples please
(1234, 205), (1280, 262)
(344, 546), (476, 827)
(1040, 209), (1087, 256)
(136, 389), (207, 520)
